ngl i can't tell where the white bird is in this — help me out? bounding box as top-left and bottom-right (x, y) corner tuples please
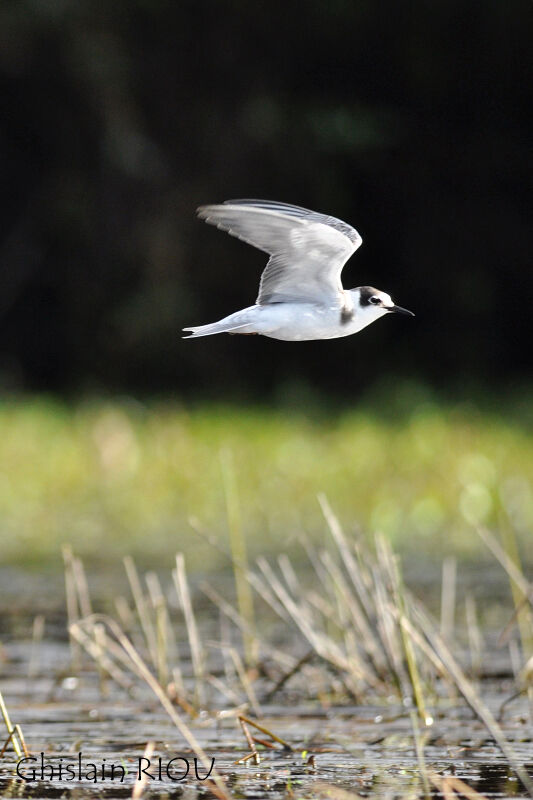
(183, 199), (414, 341)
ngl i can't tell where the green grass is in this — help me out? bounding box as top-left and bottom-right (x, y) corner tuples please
(0, 395), (532, 570)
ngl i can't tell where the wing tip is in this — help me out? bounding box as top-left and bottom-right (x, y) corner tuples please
(196, 204), (214, 218)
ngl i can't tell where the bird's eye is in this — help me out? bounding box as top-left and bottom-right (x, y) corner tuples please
(369, 296), (381, 305)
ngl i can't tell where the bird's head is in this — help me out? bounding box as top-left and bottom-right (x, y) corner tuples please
(355, 286), (414, 321)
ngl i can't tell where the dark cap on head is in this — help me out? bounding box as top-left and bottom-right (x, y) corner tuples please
(358, 286), (380, 306)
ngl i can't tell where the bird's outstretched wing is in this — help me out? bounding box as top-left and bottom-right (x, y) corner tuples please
(197, 199), (362, 305)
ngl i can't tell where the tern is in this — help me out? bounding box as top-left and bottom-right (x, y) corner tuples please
(183, 199), (414, 341)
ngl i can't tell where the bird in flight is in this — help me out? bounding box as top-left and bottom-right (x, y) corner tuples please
(183, 199), (413, 341)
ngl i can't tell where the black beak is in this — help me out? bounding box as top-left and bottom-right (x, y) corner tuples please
(389, 304), (415, 317)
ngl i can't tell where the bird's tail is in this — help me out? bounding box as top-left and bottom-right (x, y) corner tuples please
(182, 320), (252, 338)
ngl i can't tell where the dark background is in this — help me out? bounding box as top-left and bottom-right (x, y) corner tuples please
(0, 1), (531, 401)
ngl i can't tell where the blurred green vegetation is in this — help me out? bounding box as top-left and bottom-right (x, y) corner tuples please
(0, 395), (531, 571)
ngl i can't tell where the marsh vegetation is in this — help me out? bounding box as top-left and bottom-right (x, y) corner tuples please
(1, 402), (532, 799)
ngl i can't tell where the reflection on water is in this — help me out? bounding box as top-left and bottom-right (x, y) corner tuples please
(1, 631), (532, 799)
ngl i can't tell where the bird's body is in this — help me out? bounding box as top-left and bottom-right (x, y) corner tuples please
(184, 199), (413, 341)
(185, 295), (390, 341)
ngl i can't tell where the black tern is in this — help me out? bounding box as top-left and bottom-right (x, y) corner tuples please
(184, 199), (414, 340)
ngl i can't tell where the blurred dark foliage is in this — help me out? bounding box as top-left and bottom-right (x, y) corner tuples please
(0, 0), (531, 400)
